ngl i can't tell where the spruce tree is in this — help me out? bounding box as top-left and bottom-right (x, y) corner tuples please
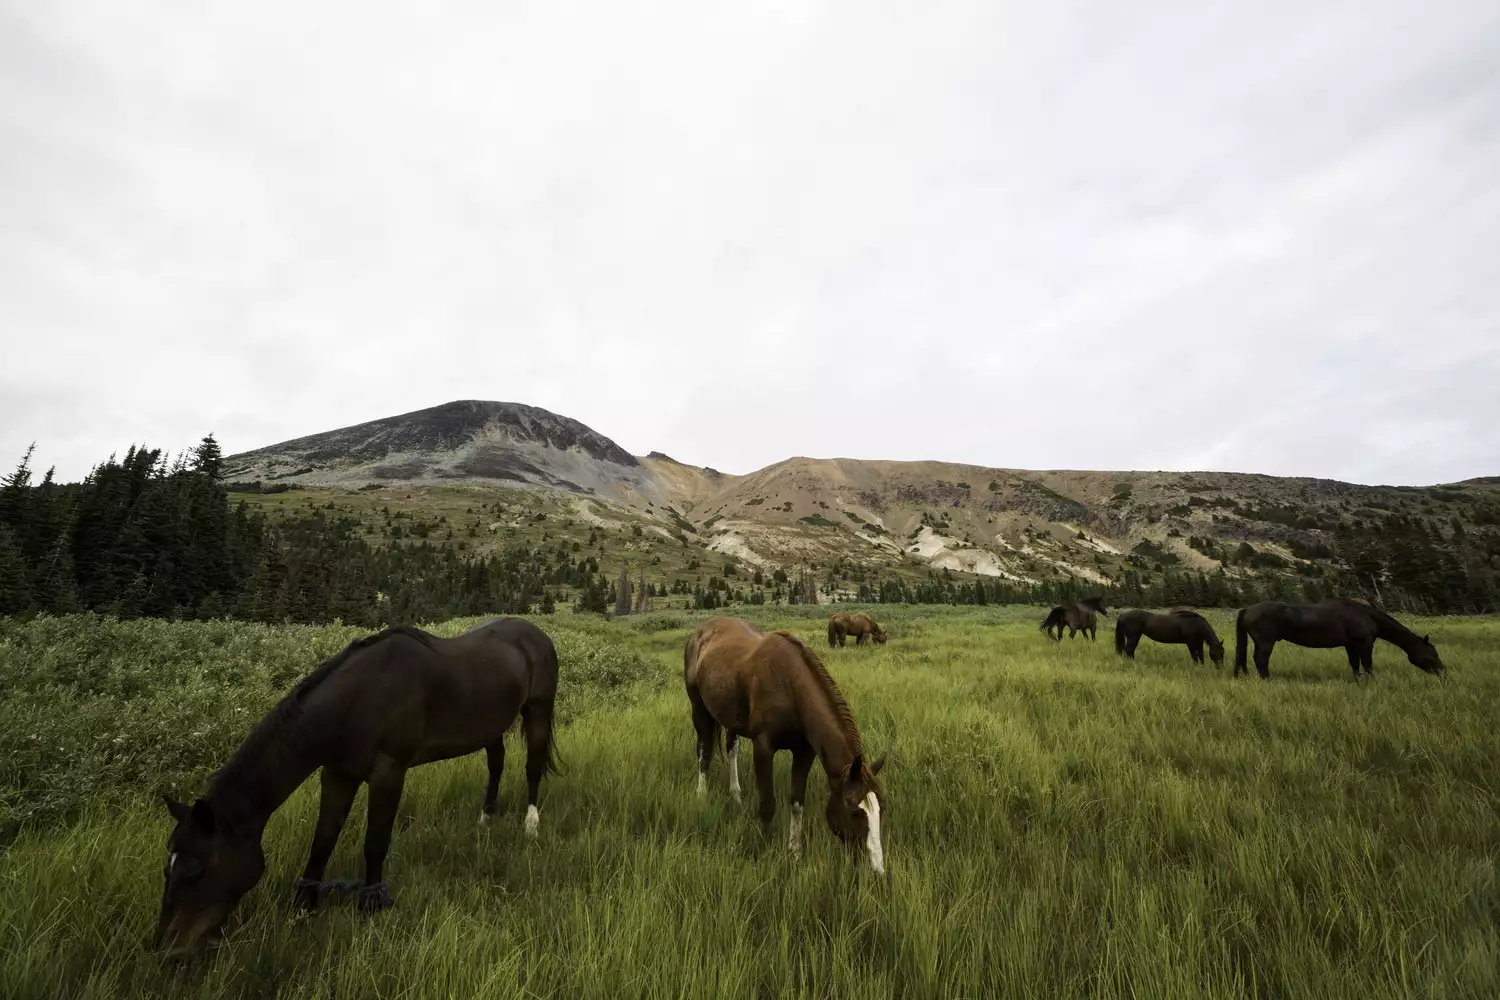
(0, 524), (34, 614)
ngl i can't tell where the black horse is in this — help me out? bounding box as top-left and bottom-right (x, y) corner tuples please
(1040, 596), (1109, 641)
(1115, 608), (1225, 666)
(1234, 598), (1445, 679)
(155, 618), (560, 960)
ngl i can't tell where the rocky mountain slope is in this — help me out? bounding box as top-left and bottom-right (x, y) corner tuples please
(225, 401), (1500, 608)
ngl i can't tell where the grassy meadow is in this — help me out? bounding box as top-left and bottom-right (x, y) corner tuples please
(1, 605), (1498, 999)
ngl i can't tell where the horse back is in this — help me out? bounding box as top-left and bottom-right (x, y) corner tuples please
(309, 620), (554, 770)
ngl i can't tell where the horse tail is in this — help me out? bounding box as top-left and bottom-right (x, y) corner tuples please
(828, 618), (838, 648)
(1114, 616), (1126, 655)
(540, 638), (564, 779)
(1039, 607), (1059, 633)
(1234, 608), (1248, 673)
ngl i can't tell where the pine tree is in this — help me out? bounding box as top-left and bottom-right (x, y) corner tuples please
(615, 565), (633, 616)
(0, 524), (34, 614)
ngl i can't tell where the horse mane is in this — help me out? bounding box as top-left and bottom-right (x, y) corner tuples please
(1168, 607), (1207, 622)
(1333, 597), (1419, 639)
(206, 626), (433, 822)
(770, 630), (864, 759)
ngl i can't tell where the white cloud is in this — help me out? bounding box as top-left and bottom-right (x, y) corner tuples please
(2, 0), (1497, 485)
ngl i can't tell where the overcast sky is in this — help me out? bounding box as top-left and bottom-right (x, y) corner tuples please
(3, 1), (1498, 486)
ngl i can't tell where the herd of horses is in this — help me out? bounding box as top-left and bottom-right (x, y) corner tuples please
(1039, 595), (1446, 679)
(153, 597), (1447, 960)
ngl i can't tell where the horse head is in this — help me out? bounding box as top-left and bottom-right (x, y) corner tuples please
(155, 795), (266, 960)
(1409, 634), (1446, 676)
(827, 754), (888, 873)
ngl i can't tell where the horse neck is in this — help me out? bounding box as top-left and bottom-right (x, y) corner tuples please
(204, 700), (331, 835)
(797, 690), (860, 784)
(1366, 608), (1423, 652)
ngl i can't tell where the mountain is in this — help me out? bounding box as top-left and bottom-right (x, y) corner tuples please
(224, 400), (649, 497)
(224, 400), (1500, 608)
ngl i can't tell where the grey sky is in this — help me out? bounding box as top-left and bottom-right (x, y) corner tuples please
(3, 1), (1498, 486)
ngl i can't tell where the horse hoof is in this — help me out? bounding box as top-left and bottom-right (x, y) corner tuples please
(293, 878), (324, 912)
(357, 882), (394, 916)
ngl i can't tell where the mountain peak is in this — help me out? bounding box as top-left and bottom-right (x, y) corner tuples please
(223, 399), (639, 492)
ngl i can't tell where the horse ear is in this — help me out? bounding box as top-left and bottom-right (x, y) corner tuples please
(869, 754), (886, 775)
(1422, 634), (1430, 643)
(190, 797), (216, 835)
(162, 794), (191, 823)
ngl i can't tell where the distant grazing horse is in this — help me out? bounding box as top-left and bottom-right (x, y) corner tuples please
(1234, 597), (1446, 679)
(1040, 596), (1110, 641)
(684, 618), (888, 873)
(828, 612), (888, 648)
(1115, 608), (1225, 666)
(155, 619), (560, 960)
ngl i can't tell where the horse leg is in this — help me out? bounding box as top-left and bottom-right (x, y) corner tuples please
(1124, 634), (1139, 659)
(1253, 639), (1274, 679)
(1189, 641), (1202, 664)
(787, 746), (815, 859)
(521, 701), (555, 837)
(753, 738), (777, 832)
(691, 697), (719, 798)
(725, 733), (742, 803)
(294, 767), (359, 910)
(1359, 639), (1376, 678)
(1345, 645), (1361, 678)
(480, 738), (505, 824)
(357, 758), (407, 914)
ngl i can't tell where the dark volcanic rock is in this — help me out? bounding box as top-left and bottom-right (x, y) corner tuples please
(233, 400), (638, 467)
(229, 401), (638, 468)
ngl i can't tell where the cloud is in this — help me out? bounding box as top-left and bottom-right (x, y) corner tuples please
(2, 0), (1497, 485)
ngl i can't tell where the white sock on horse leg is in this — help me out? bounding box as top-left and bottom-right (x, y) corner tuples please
(727, 740), (741, 801)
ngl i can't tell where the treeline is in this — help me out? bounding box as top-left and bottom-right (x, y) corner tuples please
(2, 439), (1494, 623)
(0, 438), (617, 625)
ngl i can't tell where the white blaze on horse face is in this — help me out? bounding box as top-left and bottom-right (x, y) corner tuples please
(789, 802), (804, 857)
(727, 740), (741, 801)
(859, 792), (885, 874)
(524, 805), (540, 838)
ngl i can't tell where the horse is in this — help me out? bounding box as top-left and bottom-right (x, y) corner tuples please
(154, 618), (560, 960)
(1115, 608), (1225, 666)
(684, 617), (888, 873)
(828, 612), (888, 648)
(1040, 596), (1109, 641)
(1233, 597), (1446, 679)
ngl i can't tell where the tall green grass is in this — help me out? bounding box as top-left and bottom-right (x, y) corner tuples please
(1, 607), (1497, 998)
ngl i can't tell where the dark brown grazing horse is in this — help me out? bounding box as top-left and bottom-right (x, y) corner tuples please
(1115, 608), (1225, 666)
(828, 612), (888, 648)
(1234, 597), (1446, 679)
(1040, 596), (1109, 641)
(155, 618), (560, 960)
(684, 617), (888, 872)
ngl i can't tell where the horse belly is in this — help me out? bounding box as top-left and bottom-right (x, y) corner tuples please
(416, 673), (526, 761)
(1144, 623), (1183, 644)
(1279, 622), (1347, 648)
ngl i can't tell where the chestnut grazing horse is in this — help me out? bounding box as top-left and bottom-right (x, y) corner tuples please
(1234, 597), (1446, 679)
(684, 617), (888, 872)
(1115, 608), (1225, 666)
(828, 612), (888, 648)
(155, 618), (560, 960)
(1040, 596), (1109, 641)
